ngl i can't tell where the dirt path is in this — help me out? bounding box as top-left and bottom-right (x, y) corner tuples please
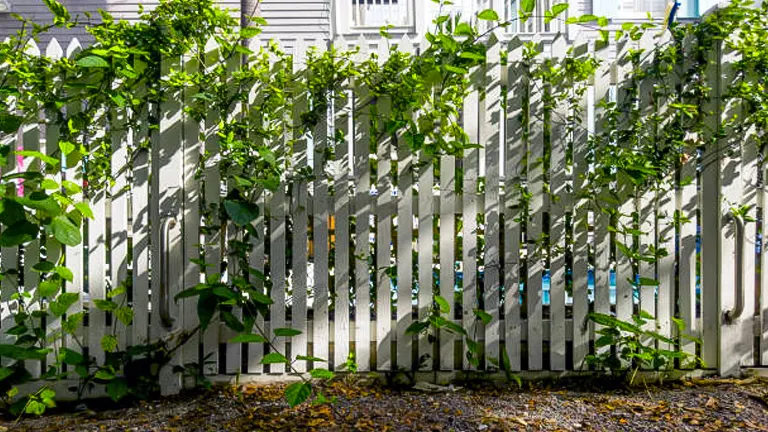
(3, 378), (768, 431)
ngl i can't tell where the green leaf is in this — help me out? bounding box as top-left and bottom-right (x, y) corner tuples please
(477, 9), (499, 21)
(520, 0), (535, 14)
(223, 199), (259, 227)
(197, 293), (218, 330)
(25, 400), (47, 416)
(550, 3), (568, 17)
(38, 279), (61, 298)
(473, 309), (492, 325)
(444, 65), (468, 75)
(0, 367), (13, 382)
(101, 334), (118, 352)
(76, 55), (109, 68)
(0, 220), (39, 247)
(55, 266), (74, 282)
(59, 347), (84, 365)
(274, 328), (302, 338)
(0, 345), (47, 361)
(106, 378), (129, 401)
(33, 261), (55, 272)
(74, 202), (93, 219)
(51, 216), (81, 246)
(93, 299), (117, 312)
(261, 352), (289, 364)
(229, 334), (267, 344)
(309, 368), (334, 380)
(454, 23), (474, 36)
(50, 293), (79, 317)
(115, 307), (133, 326)
(285, 382), (312, 408)
(435, 295), (451, 314)
(221, 311), (244, 332)
(459, 51), (485, 62)
(0, 114), (23, 134)
(405, 320), (429, 335)
(94, 369), (115, 380)
(296, 355), (327, 363)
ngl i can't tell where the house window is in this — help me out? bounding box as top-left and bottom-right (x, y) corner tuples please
(593, 0), (710, 20)
(352, 0), (412, 28)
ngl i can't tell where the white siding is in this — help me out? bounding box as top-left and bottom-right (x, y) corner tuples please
(1, 0), (330, 45)
(259, 0), (330, 42)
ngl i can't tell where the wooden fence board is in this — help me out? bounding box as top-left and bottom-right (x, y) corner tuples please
(353, 79), (372, 372)
(375, 97), (393, 371)
(526, 39), (544, 371)
(482, 35), (502, 369)
(504, 37), (524, 372)
(548, 35), (567, 372)
(334, 87), (351, 371)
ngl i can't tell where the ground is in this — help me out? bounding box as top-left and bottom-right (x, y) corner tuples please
(2, 377), (768, 431)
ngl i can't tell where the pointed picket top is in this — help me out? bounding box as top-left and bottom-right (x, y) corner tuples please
(46, 38), (63, 60)
(571, 29), (590, 58)
(507, 36), (524, 57)
(397, 34), (414, 55)
(312, 38), (327, 54)
(486, 31), (500, 51)
(204, 36), (219, 71)
(334, 35), (348, 54)
(24, 39), (40, 56)
(353, 34), (369, 63)
(247, 35), (263, 58)
(551, 33), (567, 60)
(66, 37), (82, 58)
(417, 32), (429, 54)
(377, 40), (390, 63)
(638, 29), (658, 64)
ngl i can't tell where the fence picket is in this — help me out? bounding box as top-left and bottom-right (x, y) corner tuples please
(504, 37), (524, 372)
(548, 35), (567, 371)
(482, 35), (501, 369)
(110, 92), (131, 352)
(615, 38), (635, 329)
(291, 61), (309, 373)
(593, 41), (612, 358)
(154, 53), (184, 394)
(375, 96), (394, 371)
(181, 51), (201, 371)
(396, 111), (414, 371)
(313, 41), (331, 367)
(571, 35), (590, 370)
(43, 38), (64, 370)
(462, 86), (479, 370)
(526, 38), (544, 371)
(202, 37), (222, 375)
(653, 33), (676, 354)
(353, 75), (372, 372)
(417, 150), (433, 370)
(679, 33), (698, 362)
(333, 86), (352, 371)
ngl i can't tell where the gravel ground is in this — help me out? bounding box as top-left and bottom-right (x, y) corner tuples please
(2, 378), (768, 431)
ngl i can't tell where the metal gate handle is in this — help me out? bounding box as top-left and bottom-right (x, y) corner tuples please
(723, 213), (744, 324)
(159, 215), (177, 328)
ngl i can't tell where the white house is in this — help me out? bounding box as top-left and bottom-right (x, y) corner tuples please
(0, 0), (725, 45)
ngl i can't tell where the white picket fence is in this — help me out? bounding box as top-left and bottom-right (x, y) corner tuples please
(1, 29), (767, 397)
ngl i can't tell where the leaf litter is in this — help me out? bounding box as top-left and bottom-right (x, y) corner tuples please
(2, 377), (768, 431)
